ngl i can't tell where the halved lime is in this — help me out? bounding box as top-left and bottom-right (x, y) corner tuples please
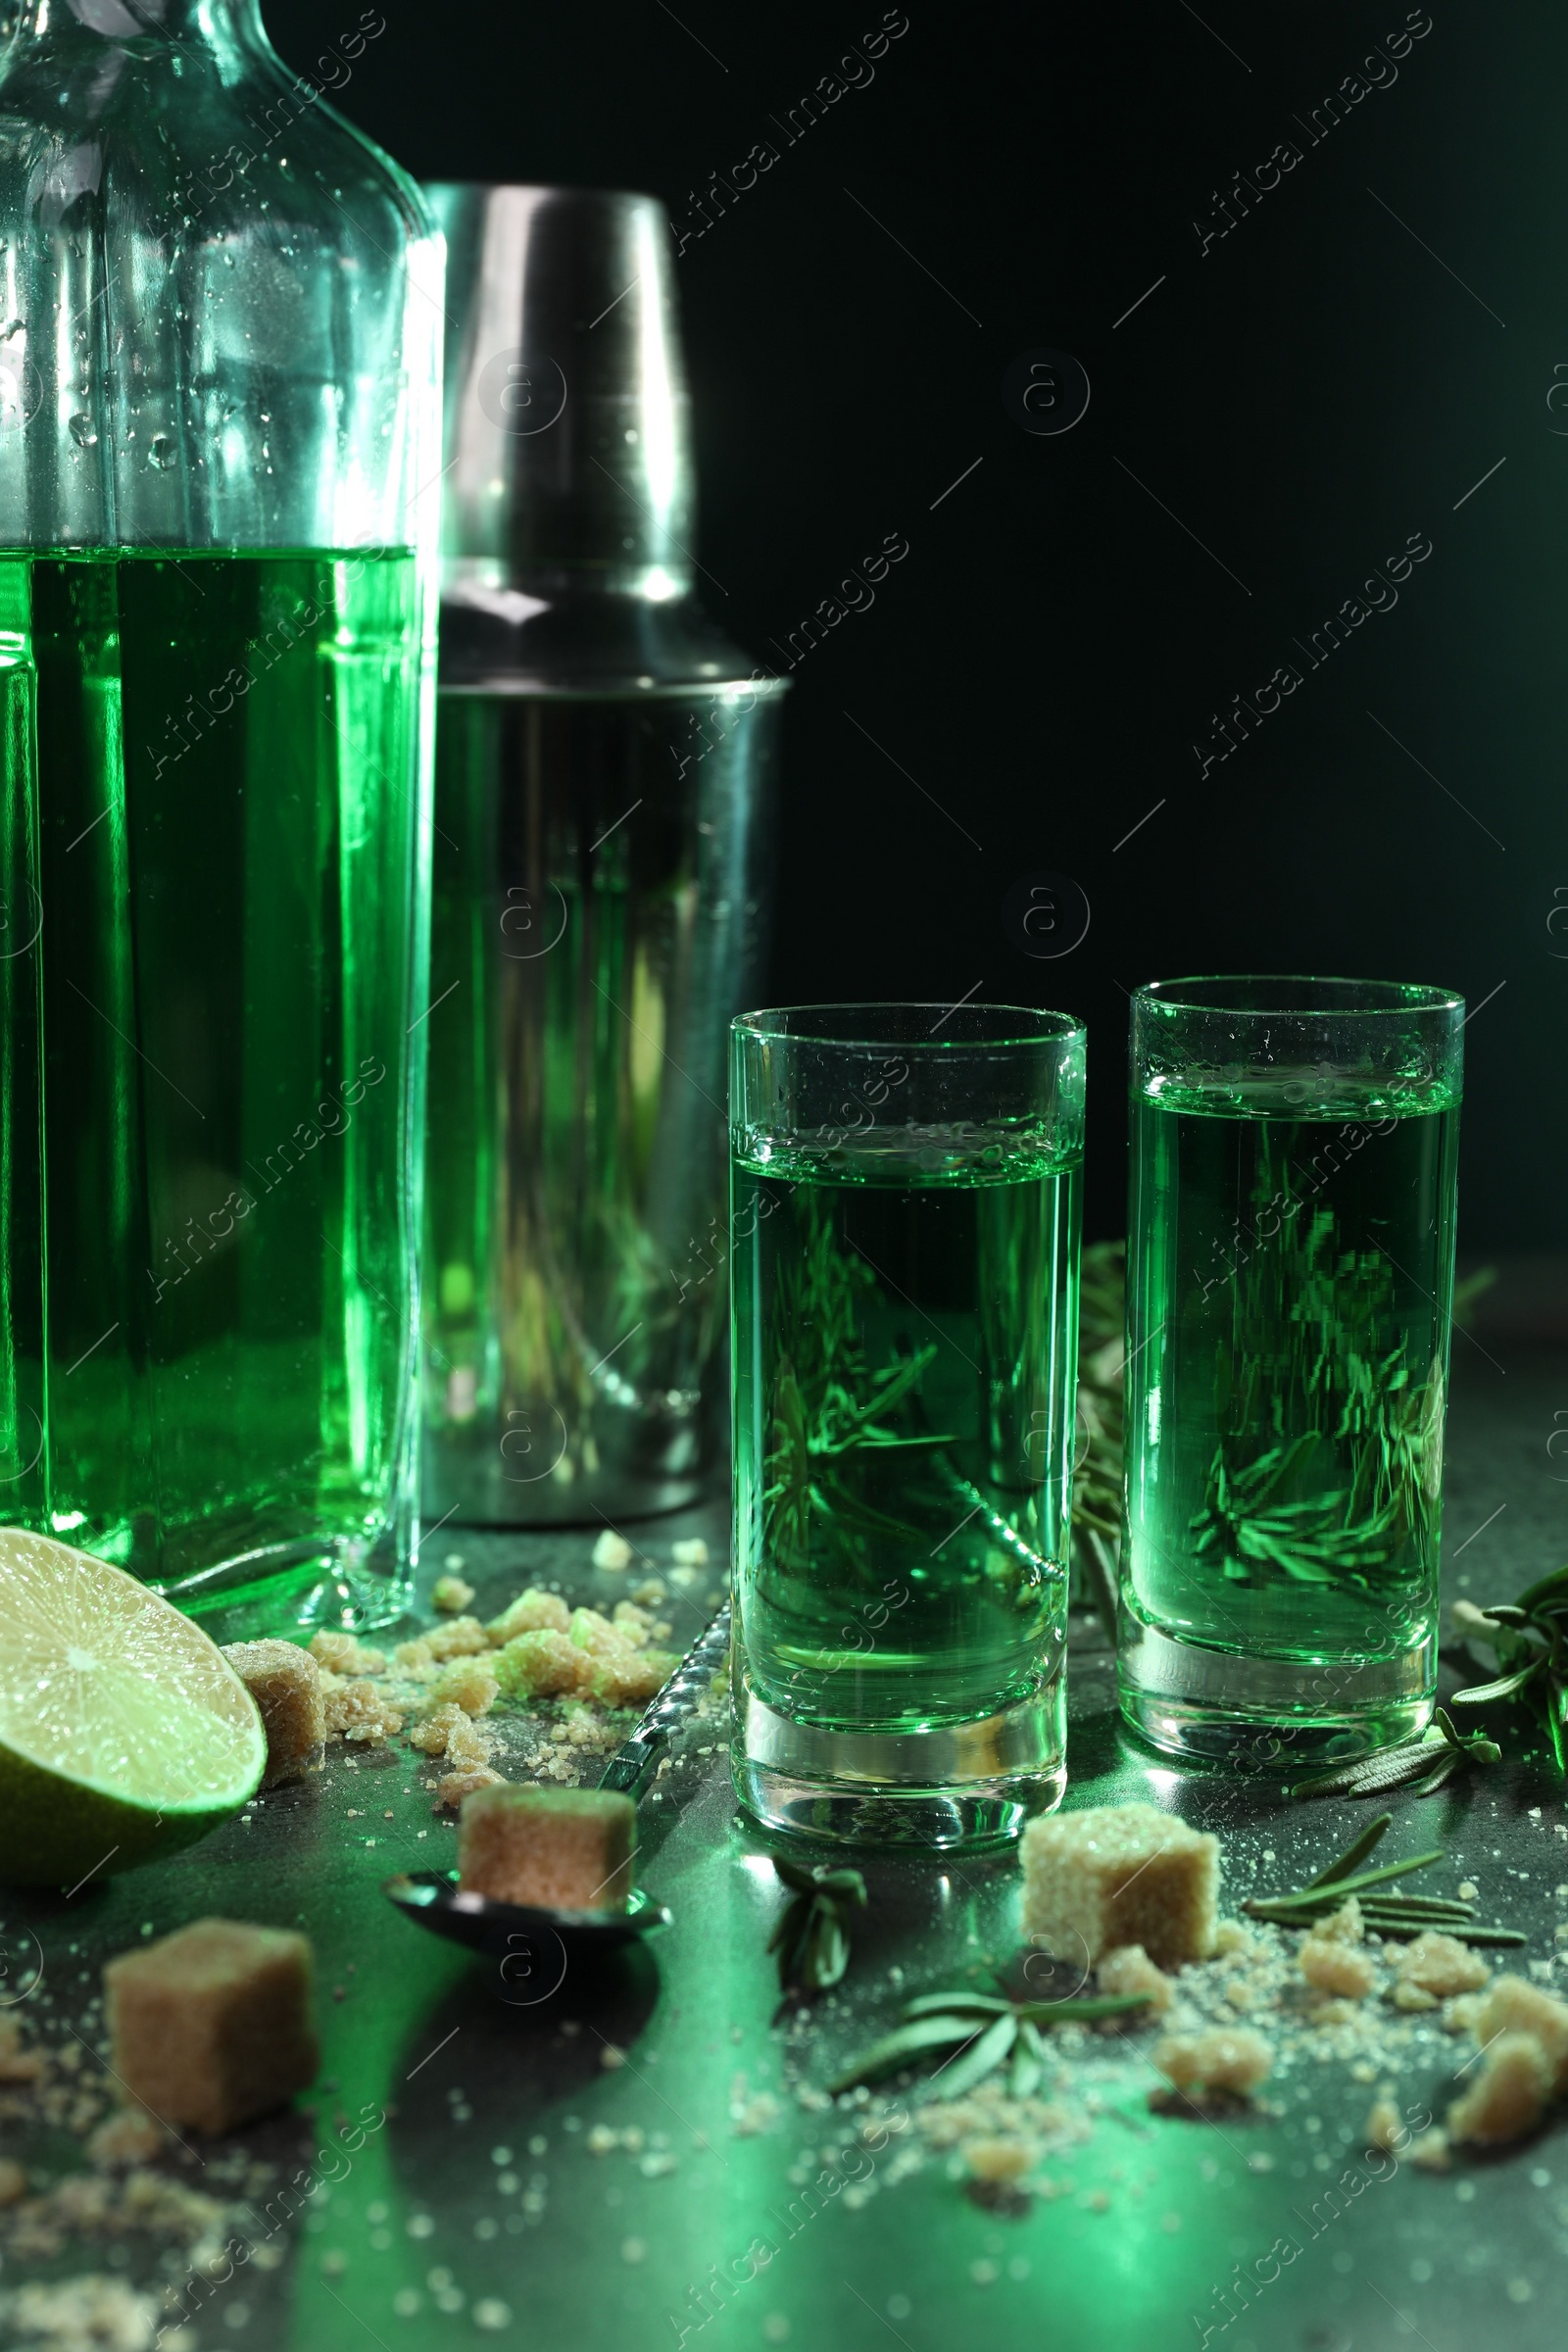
(0, 1529), (268, 1887)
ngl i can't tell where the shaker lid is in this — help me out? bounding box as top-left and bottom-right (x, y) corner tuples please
(427, 183), (694, 598)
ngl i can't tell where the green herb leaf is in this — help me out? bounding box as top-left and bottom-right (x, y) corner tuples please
(770, 1860), (867, 2004)
(930, 2013), (1017, 2101)
(900, 1990), (1016, 2022)
(1449, 1660), (1544, 1707)
(802, 1904), (849, 1992)
(1008, 2034), (1043, 2102)
(828, 2014), (985, 2093)
(1015, 1993), (1152, 2026)
(1307, 1812), (1393, 1885)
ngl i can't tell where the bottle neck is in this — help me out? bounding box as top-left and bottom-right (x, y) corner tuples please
(9, 1), (266, 50)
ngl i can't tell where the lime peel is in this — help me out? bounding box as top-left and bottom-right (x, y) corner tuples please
(0, 1530), (266, 1886)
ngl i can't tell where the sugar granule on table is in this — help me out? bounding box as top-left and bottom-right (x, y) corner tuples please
(431, 1572), (475, 1613)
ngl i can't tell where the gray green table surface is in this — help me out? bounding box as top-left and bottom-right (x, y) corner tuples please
(2, 1331), (1565, 2352)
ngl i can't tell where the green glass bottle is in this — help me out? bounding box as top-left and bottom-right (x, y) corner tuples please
(0, 4), (441, 1631)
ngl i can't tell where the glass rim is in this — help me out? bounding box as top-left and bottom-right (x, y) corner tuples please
(731, 1002), (1087, 1052)
(1132, 973), (1464, 1019)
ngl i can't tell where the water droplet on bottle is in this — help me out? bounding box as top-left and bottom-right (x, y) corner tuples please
(67, 414), (97, 448)
(147, 434), (173, 470)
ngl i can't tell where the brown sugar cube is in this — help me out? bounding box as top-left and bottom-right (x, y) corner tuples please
(220, 1641), (324, 1788)
(1021, 1801), (1219, 1967)
(458, 1785), (635, 1913)
(104, 1919), (318, 2136)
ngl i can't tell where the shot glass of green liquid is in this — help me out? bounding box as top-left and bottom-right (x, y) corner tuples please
(1118, 976), (1464, 1768)
(729, 1004), (1086, 1847)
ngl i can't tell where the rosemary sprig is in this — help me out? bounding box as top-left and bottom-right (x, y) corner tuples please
(828, 1979), (1152, 2096)
(1448, 1567), (1568, 1783)
(1187, 1189), (1442, 1596)
(1071, 1241), (1126, 1640)
(760, 1197), (957, 1583)
(1243, 1813), (1525, 1943)
(1289, 1705), (1501, 1801)
(768, 1859), (867, 2003)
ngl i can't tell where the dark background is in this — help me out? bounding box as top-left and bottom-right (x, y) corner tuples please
(269, 0), (1562, 1250)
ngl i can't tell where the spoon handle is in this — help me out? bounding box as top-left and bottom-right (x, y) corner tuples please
(596, 1602), (732, 1798)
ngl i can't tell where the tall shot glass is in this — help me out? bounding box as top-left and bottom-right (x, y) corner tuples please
(729, 1005), (1086, 1846)
(1118, 976), (1463, 1767)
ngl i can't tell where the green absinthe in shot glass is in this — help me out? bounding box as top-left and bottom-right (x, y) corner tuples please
(730, 1004), (1085, 1848)
(1118, 976), (1463, 1768)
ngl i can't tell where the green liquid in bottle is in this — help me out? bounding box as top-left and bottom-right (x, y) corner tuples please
(731, 1144), (1080, 1738)
(0, 548), (424, 1623)
(1122, 1089), (1459, 1682)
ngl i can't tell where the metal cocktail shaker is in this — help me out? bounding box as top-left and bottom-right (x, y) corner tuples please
(422, 185), (784, 1524)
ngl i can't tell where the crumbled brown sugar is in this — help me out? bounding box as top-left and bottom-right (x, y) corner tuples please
(427, 1654), (500, 1716)
(84, 2111), (166, 2172)
(1363, 2088), (1405, 2150)
(494, 1628), (585, 1699)
(1299, 1934), (1376, 2000)
(0, 2276), (161, 2351)
(424, 1614), (489, 1661)
(436, 1765), (505, 1811)
(392, 1637), (439, 1681)
(1396, 1932), (1491, 1999)
(307, 1631), (383, 1677)
(1097, 1944), (1173, 2015)
(318, 1673), (403, 1742)
(486, 1589), (570, 1643)
(1152, 2026), (1273, 2099)
(431, 1571), (475, 1612)
(1447, 2033), (1554, 2146)
(407, 1700), (469, 1756)
(1473, 1975), (1568, 2091)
